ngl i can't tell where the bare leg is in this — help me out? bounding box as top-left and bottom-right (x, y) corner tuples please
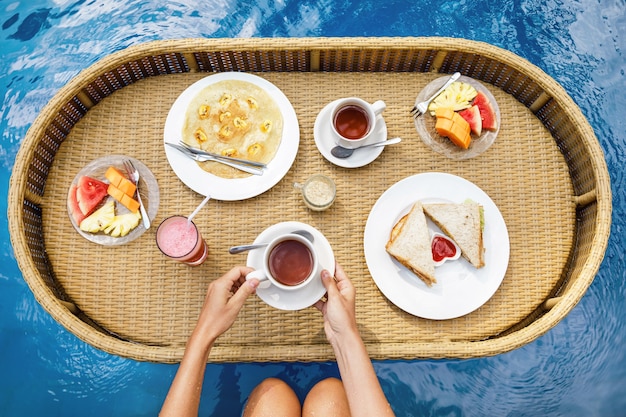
(243, 377), (301, 417)
(302, 377), (351, 417)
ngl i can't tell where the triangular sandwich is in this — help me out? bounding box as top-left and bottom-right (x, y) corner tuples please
(386, 201), (436, 286)
(422, 201), (484, 268)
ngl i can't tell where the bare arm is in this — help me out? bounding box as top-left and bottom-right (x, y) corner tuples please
(159, 266), (258, 417)
(314, 263), (395, 416)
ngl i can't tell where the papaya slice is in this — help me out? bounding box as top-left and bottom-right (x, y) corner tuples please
(108, 183), (140, 213)
(120, 193), (140, 213)
(105, 166), (136, 197)
(434, 107), (472, 149)
(105, 166), (140, 213)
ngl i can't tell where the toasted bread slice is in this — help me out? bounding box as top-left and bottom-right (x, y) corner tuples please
(422, 201), (485, 268)
(386, 201), (436, 286)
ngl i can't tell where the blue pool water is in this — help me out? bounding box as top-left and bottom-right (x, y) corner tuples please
(1, 1), (625, 416)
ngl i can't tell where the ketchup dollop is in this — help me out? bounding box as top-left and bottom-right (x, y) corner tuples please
(431, 235), (457, 262)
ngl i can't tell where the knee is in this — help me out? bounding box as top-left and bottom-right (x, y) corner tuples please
(310, 377), (344, 394)
(244, 378), (300, 417)
(303, 377), (350, 416)
(254, 377), (293, 393)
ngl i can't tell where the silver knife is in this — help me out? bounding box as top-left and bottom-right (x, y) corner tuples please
(166, 143), (264, 176)
(172, 142), (267, 168)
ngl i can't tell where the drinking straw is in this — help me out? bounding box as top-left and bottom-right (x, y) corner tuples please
(187, 195), (211, 225)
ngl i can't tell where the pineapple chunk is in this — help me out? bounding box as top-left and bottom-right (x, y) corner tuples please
(103, 211), (142, 237)
(428, 81), (478, 114)
(80, 200), (115, 233)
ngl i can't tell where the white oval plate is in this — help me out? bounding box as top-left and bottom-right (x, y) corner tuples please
(364, 172), (509, 320)
(163, 72), (299, 200)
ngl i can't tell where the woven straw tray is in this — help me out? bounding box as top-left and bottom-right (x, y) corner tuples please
(9, 38), (611, 363)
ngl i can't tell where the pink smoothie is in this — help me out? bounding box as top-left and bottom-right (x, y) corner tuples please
(156, 216), (206, 263)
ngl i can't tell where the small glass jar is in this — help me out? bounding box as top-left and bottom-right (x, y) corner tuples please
(296, 174), (336, 211)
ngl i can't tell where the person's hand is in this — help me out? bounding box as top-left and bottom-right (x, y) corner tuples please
(193, 266), (259, 346)
(314, 262), (358, 346)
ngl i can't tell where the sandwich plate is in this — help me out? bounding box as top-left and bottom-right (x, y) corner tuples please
(364, 172), (509, 320)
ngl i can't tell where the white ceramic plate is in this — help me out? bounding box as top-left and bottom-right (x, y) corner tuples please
(364, 172), (509, 320)
(246, 221), (335, 311)
(314, 99), (388, 168)
(414, 75), (501, 160)
(163, 72), (299, 200)
(67, 155), (159, 246)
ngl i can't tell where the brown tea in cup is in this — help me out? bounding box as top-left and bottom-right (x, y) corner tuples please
(268, 239), (314, 286)
(333, 105), (370, 140)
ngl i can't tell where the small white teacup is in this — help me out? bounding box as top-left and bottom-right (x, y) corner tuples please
(330, 97), (386, 149)
(246, 233), (319, 291)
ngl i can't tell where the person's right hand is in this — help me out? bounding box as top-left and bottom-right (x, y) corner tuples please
(193, 266), (259, 346)
(314, 262), (358, 346)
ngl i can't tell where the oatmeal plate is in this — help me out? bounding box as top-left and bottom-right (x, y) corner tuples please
(164, 72), (299, 200)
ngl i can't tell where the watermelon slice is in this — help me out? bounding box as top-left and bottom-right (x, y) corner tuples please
(68, 184), (87, 225)
(75, 175), (108, 216)
(473, 91), (498, 131)
(458, 105), (482, 136)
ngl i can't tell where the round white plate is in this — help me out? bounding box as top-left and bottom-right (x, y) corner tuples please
(414, 75), (501, 160)
(246, 221), (335, 311)
(364, 172), (509, 320)
(67, 155), (160, 246)
(314, 99), (388, 168)
(163, 72), (300, 200)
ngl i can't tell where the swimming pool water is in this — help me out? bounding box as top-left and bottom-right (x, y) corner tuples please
(1, 1), (625, 416)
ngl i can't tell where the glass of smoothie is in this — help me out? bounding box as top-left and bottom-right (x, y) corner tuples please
(156, 215), (208, 266)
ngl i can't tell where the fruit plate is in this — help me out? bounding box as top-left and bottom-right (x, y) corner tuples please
(66, 155), (160, 246)
(414, 75), (501, 160)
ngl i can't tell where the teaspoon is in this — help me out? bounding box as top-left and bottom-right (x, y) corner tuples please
(228, 229), (315, 254)
(330, 137), (401, 158)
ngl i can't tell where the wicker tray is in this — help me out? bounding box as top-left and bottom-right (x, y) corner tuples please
(8, 37), (611, 363)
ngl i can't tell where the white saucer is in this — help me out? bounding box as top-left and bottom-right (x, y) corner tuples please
(314, 99), (388, 168)
(246, 221), (335, 310)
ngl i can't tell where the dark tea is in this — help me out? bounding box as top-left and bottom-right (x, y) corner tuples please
(268, 239), (314, 286)
(333, 104), (370, 139)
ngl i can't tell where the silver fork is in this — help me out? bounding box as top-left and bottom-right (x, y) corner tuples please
(123, 160), (150, 230)
(410, 72), (461, 118)
(168, 144), (264, 176)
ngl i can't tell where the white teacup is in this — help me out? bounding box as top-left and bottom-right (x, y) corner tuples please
(246, 233), (319, 291)
(330, 97), (386, 149)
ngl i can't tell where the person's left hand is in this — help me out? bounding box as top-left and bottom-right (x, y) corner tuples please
(193, 266), (258, 346)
